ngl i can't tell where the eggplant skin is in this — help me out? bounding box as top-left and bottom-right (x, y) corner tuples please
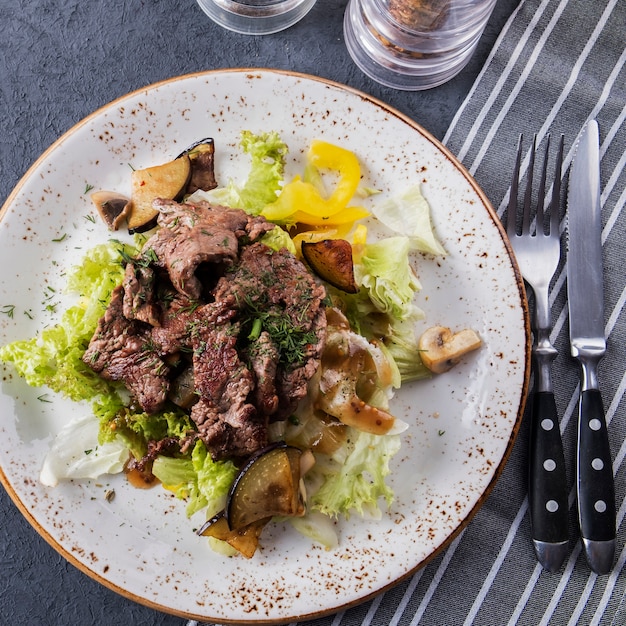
(196, 443), (306, 558)
(178, 138), (218, 195)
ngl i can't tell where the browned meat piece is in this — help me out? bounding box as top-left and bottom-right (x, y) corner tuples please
(154, 198), (274, 242)
(122, 262), (161, 326)
(84, 201), (327, 463)
(246, 331), (279, 416)
(214, 242), (327, 419)
(143, 219), (239, 300)
(144, 199), (275, 299)
(82, 286), (170, 413)
(150, 291), (201, 356)
(189, 302), (267, 460)
(191, 398), (265, 461)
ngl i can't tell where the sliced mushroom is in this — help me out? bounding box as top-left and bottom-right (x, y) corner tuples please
(315, 324), (400, 436)
(418, 326), (482, 374)
(90, 191), (131, 230)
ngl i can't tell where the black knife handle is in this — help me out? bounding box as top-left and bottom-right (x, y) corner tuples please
(529, 392), (569, 552)
(577, 389), (616, 572)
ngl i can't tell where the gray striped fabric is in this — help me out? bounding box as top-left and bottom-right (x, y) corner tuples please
(195, 0), (626, 624)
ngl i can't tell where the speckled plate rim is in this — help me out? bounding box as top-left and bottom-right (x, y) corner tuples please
(0, 68), (531, 623)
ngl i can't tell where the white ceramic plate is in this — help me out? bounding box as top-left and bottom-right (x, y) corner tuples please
(0, 69), (529, 623)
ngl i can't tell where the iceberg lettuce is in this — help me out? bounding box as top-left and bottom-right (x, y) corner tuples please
(39, 413), (128, 487)
(370, 184), (446, 256)
(354, 236), (422, 321)
(310, 429), (400, 519)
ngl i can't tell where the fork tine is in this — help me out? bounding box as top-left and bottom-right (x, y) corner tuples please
(522, 135), (537, 235)
(549, 134), (565, 236)
(508, 134), (523, 237)
(536, 134), (550, 235)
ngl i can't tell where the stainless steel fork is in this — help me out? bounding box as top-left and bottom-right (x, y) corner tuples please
(507, 133), (568, 572)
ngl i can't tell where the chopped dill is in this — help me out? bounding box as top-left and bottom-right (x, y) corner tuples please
(1, 304), (15, 318)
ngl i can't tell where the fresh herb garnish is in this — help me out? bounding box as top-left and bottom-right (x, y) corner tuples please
(1, 304), (15, 318)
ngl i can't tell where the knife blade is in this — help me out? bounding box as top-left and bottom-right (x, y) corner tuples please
(567, 119), (616, 574)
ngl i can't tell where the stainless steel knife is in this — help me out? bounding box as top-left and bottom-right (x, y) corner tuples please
(567, 119), (616, 574)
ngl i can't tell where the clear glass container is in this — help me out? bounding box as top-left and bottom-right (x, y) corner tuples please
(344, 0), (498, 90)
(197, 0), (317, 35)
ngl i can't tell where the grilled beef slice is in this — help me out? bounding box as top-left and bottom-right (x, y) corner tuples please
(84, 200), (327, 461)
(82, 286), (170, 414)
(122, 262), (161, 326)
(213, 242), (327, 420)
(145, 199), (274, 300)
(189, 300), (265, 460)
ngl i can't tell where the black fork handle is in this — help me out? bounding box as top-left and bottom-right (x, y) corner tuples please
(529, 390), (569, 571)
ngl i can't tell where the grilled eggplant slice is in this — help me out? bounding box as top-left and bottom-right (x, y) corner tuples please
(197, 511), (268, 559)
(227, 443), (306, 530)
(127, 155), (191, 233)
(178, 138), (217, 195)
(196, 443), (308, 557)
(302, 239), (358, 293)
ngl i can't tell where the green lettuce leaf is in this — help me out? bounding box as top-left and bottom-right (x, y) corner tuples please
(310, 429), (400, 519)
(151, 440), (237, 518)
(354, 236), (422, 321)
(0, 240), (138, 401)
(260, 225), (297, 255)
(94, 394), (196, 460)
(189, 130), (287, 215)
(370, 184), (446, 256)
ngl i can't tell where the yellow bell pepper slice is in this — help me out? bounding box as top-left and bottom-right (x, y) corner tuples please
(292, 224), (353, 258)
(351, 223), (368, 263)
(261, 140), (369, 226)
(289, 205), (370, 227)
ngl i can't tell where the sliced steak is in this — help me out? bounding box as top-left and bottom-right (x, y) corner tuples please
(150, 291), (201, 356)
(84, 201), (327, 462)
(122, 262), (161, 326)
(189, 301), (266, 460)
(214, 242), (327, 419)
(246, 331), (279, 416)
(82, 286), (170, 413)
(144, 199), (275, 300)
